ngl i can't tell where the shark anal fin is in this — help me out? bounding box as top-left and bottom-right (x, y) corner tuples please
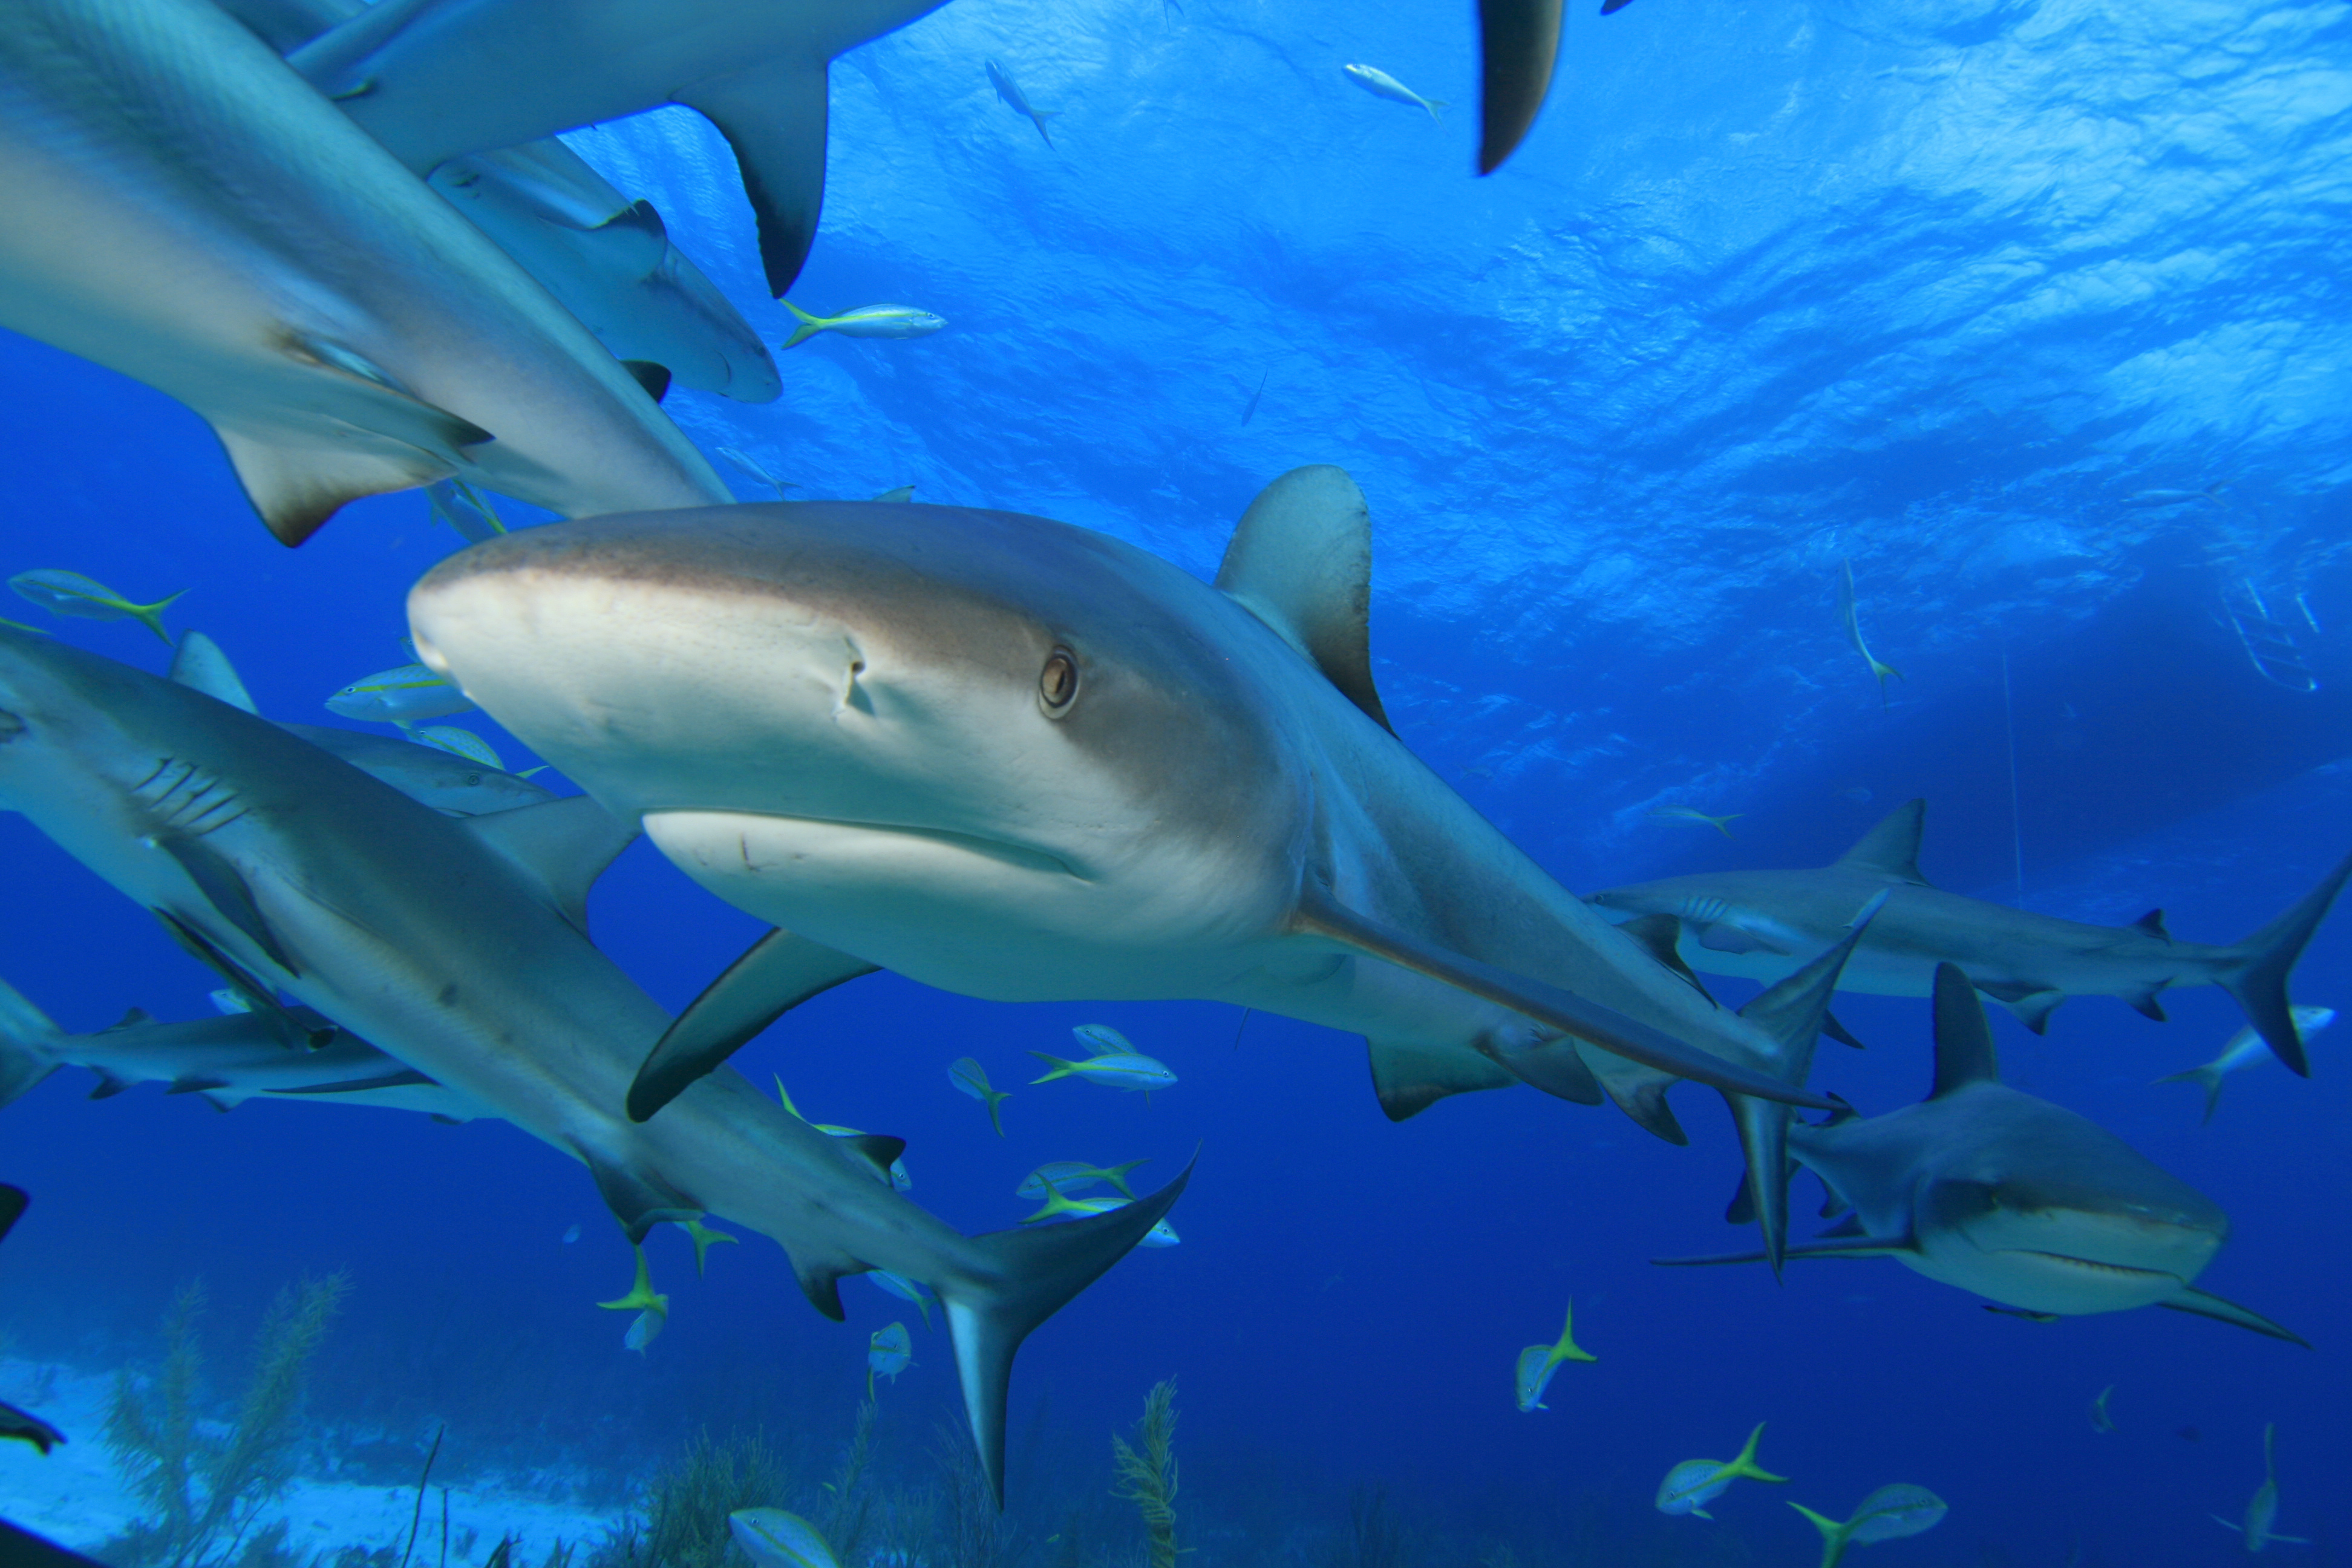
(584, 1152), (698, 1247)
(1617, 913), (1713, 1003)
(459, 795), (639, 937)
(154, 837), (297, 976)
(167, 632), (260, 715)
(1214, 466), (1393, 734)
(2159, 1287), (2311, 1347)
(1290, 887), (1834, 1110)
(1831, 800), (1932, 886)
(1366, 1036), (1515, 1121)
(1475, 0), (1563, 176)
(1473, 1033), (1604, 1107)
(679, 61), (830, 296)
(629, 927), (878, 1122)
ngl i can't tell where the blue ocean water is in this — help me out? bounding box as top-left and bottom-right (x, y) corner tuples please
(2, 0), (2350, 1564)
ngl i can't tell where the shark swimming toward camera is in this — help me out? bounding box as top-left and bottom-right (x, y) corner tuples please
(1659, 964), (2305, 1344)
(0, 0), (729, 545)
(0, 625), (1182, 1503)
(291, 0), (958, 296)
(408, 466), (1873, 1267)
(1589, 800), (2352, 1076)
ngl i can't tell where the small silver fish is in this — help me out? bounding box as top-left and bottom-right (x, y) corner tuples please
(1342, 64), (1446, 122)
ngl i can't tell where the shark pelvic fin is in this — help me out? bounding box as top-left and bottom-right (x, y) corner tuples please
(1473, 1031), (1606, 1108)
(679, 61), (831, 296)
(1617, 913), (1714, 1003)
(630, 928), (877, 1122)
(154, 838), (298, 976)
(1290, 886), (1834, 1109)
(1475, 0), (1563, 175)
(2218, 843), (2352, 1077)
(459, 795), (638, 938)
(1215, 466), (1393, 733)
(1831, 799), (1931, 886)
(942, 1155), (1195, 1507)
(1930, 962), (2002, 1096)
(2159, 1287), (2311, 1347)
(1366, 1036), (1518, 1120)
(1602, 1069), (1690, 1145)
(166, 633), (260, 716)
(584, 1152), (698, 1247)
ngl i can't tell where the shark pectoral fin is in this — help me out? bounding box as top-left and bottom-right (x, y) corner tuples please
(1830, 800), (1932, 885)
(1475, 0), (1563, 175)
(1289, 889), (1833, 1110)
(151, 842), (297, 976)
(944, 1155), (1196, 1506)
(1471, 1033), (1604, 1108)
(459, 795), (639, 938)
(166, 633), (260, 716)
(2158, 1287), (2312, 1347)
(678, 60), (830, 296)
(839, 1134), (909, 1186)
(1653, 1235), (1903, 1267)
(1213, 466), (1393, 733)
(1616, 913), (1714, 1003)
(1366, 1036), (1517, 1121)
(583, 1152), (698, 1247)
(629, 928), (879, 1122)
(1696, 922), (1789, 956)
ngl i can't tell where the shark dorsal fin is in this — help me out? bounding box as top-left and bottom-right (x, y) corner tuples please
(458, 795), (639, 938)
(109, 1007), (151, 1030)
(2130, 908), (2171, 940)
(1831, 800), (1930, 885)
(1215, 466), (1394, 733)
(167, 632), (260, 716)
(1929, 962), (2001, 1097)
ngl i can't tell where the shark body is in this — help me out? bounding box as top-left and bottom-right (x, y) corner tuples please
(292, 0), (953, 296)
(0, 626), (1180, 1500)
(410, 468), (1871, 1266)
(1590, 802), (2352, 1075)
(0, 0), (728, 544)
(1662, 964), (2302, 1344)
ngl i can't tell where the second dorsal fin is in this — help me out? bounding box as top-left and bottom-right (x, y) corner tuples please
(1215, 466), (1393, 733)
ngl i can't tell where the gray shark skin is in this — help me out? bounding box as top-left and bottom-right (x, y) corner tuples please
(0, 976), (491, 1119)
(0, 626), (1183, 1502)
(0, 0), (730, 544)
(292, 0), (953, 297)
(1589, 800), (2352, 1076)
(407, 468), (1869, 1271)
(1475, 1), (1561, 174)
(1660, 964), (2305, 1345)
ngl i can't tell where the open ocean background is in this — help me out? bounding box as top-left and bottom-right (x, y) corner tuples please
(3, 0), (2350, 1563)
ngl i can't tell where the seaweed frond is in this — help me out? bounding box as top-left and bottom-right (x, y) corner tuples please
(1111, 1379), (1182, 1568)
(822, 1399), (880, 1565)
(627, 1427), (788, 1568)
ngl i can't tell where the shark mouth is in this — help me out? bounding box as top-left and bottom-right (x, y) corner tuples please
(647, 808), (1093, 883)
(2002, 1250), (2185, 1287)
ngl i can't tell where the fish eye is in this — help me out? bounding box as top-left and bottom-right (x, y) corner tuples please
(1039, 647), (1079, 716)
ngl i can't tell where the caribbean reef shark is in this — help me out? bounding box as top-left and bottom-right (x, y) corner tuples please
(0, 626), (1180, 1501)
(292, 0), (957, 296)
(408, 467), (1870, 1265)
(0, 0), (730, 544)
(0, 976), (491, 1120)
(1589, 800), (2352, 1076)
(1659, 963), (2305, 1345)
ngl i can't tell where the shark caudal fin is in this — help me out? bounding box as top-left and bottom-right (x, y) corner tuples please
(2218, 846), (2352, 1076)
(1725, 894), (1886, 1275)
(939, 1157), (1194, 1507)
(0, 977), (62, 1108)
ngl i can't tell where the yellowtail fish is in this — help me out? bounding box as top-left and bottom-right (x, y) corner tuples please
(2213, 1423), (2307, 1552)
(866, 1321), (912, 1398)
(1342, 64), (1446, 122)
(730, 1510), (841, 1568)
(623, 1308), (663, 1353)
(867, 1270), (936, 1330)
(1649, 806), (1742, 837)
(598, 1247), (667, 1350)
(2155, 1005), (2334, 1124)
(1657, 1423), (1785, 1516)
(410, 725), (504, 771)
(1513, 1301), (1596, 1412)
(326, 662), (475, 725)
(9, 570), (185, 645)
(780, 301), (944, 350)
(985, 60), (1057, 146)
(1789, 1485), (1947, 1568)
(1024, 1185), (1179, 1247)
(1030, 1027), (1177, 1091)
(425, 479), (505, 544)
(676, 1216), (739, 1276)
(1015, 1160), (1148, 1201)
(1837, 560), (1902, 705)
(2089, 1385), (2115, 1434)
(949, 1056), (1012, 1136)
(775, 1077), (913, 1189)
(718, 446), (798, 500)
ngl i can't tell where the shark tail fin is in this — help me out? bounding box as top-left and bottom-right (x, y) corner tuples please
(0, 976), (62, 1109)
(1726, 894), (1887, 1274)
(1727, 1422), (1788, 1484)
(2152, 1064), (2226, 1124)
(939, 1157), (1195, 1506)
(2218, 846), (2352, 1076)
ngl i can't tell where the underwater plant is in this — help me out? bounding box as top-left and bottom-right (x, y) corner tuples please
(933, 1420), (1016, 1568)
(818, 1399), (880, 1567)
(103, 1271), (350, 1568)
(596, 1427), (790, 1568)
(1110, 1379), (1181, 1568)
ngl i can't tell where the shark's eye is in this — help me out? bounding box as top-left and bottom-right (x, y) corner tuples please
(1039, 647), (1080, 716)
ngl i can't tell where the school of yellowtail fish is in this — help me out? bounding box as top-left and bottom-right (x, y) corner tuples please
(0, 0), (2331, 1563)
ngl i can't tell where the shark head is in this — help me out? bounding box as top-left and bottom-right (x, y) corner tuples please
(410, 502), (1316, 998)
(0, 626), (157, 822)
